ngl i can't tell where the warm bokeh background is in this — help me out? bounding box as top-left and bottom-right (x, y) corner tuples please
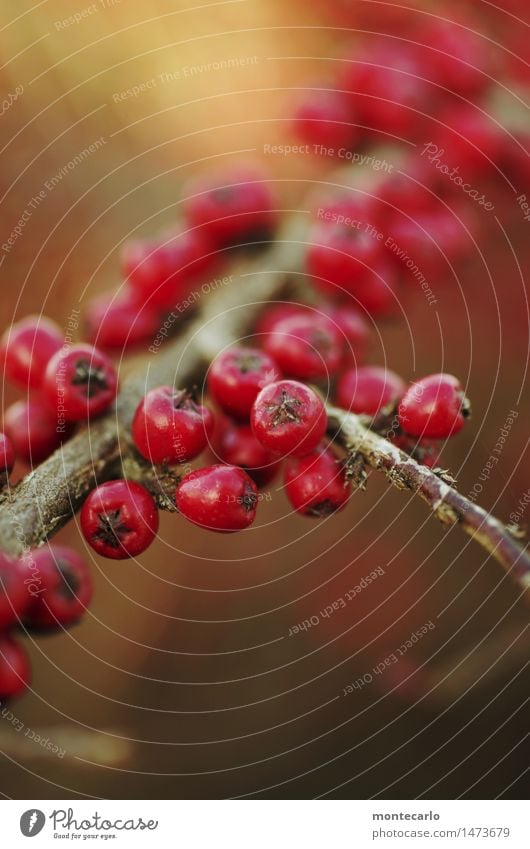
(0, 0), (528, 799)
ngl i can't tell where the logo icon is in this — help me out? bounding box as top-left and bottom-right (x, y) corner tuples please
(20, 810), (46, 837)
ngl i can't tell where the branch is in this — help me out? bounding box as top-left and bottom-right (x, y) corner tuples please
(327, 404), (530, 599)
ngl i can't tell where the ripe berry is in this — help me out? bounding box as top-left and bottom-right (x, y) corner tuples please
(84, 288), (160, 350)
(0, 553), (29, 629)
(336, 366), (405, 415)
(182, 167), (277, 248)
(0, 635), (31, 700)
(176, 464), (258, 532)
(354, 260), (399, 318)
(1, 315), (63, 389)
(432, 106), (502, 177)
(399, 374), (470, 438)
(320, 304), (370, 366)
(307, 222), (382, 299)
(3, 399), (63, 464)
(251, 380), (327, 457)
(81, 480), (159, 559)
(132, 386), (214, 465)
(414, 18), (491, 98)
(22, 545), (93, 629)
(284, 445), (351, 517)
(207, 346), (281, 421)
(263, 313), (343, 381)
(0, 432), (15, 480)
(122, 228), (215, 309)
(292, 88), (357, 150)
(44, 343), (118, 422)
(215, 419), (281, 488)
(386, 213), (447, 281)
(254, 303), (309, 337)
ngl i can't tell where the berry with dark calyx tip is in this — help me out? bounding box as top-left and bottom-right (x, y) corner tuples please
(122, 228), (216, 310)
(43, 343), (118, 422)
(207, 346), (281, 421)
(0, 432), (15, 480)
(399, 373), (470, 439)
(3, 399), (64, 464)
(215, 418), (281, 488)
(336, 366), (406, 415)
(132, 386), (214, 465)
(306, 221), (383, 299)
(22, 545), (93, 630)
(81, 480), (159, 559)
(0, 315), (63, 389)
(0, 552), (29, 629)
(84, 287), (160, 350)
(182, 167), (277, 248)
(176, 464), (258, 533)
(320, 304), (370, 366)
(254, 303), (310, 337)
(292, 88), (358, 150)
(263, 313), (344, 381)
(251, 380), (327, 458)
(0, 635), (31, 700)
(284, 445), (351, 517)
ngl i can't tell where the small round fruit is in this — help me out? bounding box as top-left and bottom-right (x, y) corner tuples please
(3, 399), (63, 464)
(307, 222), (383, 298)
(22, 545), (93, 629)
(84, 288), (160, 350)
(1, 315), (63, 389)
(0, 635), (31, 700)
(215, 419), (281, 487)
(292, 88), (358, 150)
(398, 373), (470, 438)
(262, 313), (344, 381)
(251, 380), (327, 458)
(0, 432), (15, 478)
(176, 465), (258, 533)
(43, 343), (118, 422)
(0, 553), (29, 629)
(320, 304), (370, 365)
(132, 387), (214, 465)
(254, 303), (310, 337)
(81, 480), (159, 559)
(336, 366), (405, 415)
(207, 347), (281, 420)
(284, 446), (351, 517)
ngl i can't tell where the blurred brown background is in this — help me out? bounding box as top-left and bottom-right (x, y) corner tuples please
(0, 0), (528, 799)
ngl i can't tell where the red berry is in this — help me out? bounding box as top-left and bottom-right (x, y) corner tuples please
(43, 343), (118, 422)
(132, 387), (214, 465)
(3, 399), (63, 464)
(414, 18), (491, 98)
(354, 260), (399, 318)
(176, 464), (258, 532)
(182, 167), (277, 248)
(313, 193), (378, 231)
(81, 480), (159, 559)
(320, 304), (370, 366)
(336, 366), (405, 415)
(262, 313), (343, 381)
(307, 221), (382, 299)
(292, 88), (357, 150)
(207, 346), (281, 420)
(0, 553), (29, 629)
(386, 213), (447, 281)
(251, 380), (327, 458)
(1, 315), (63, 389)
(122, 229), (215, 309)
(84, 288), (160, 350)
(0, 432), (15, 477)
(432, 106), (502, 176)
(254, 303), (310, 337)
(22, 545), (93, 629)
(215, 419), (281, 488)
(398, 373), (470, 438)
(0, 635), (30, 700)
(375, 165), (436, 218)
(284, 445), (351, 517)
